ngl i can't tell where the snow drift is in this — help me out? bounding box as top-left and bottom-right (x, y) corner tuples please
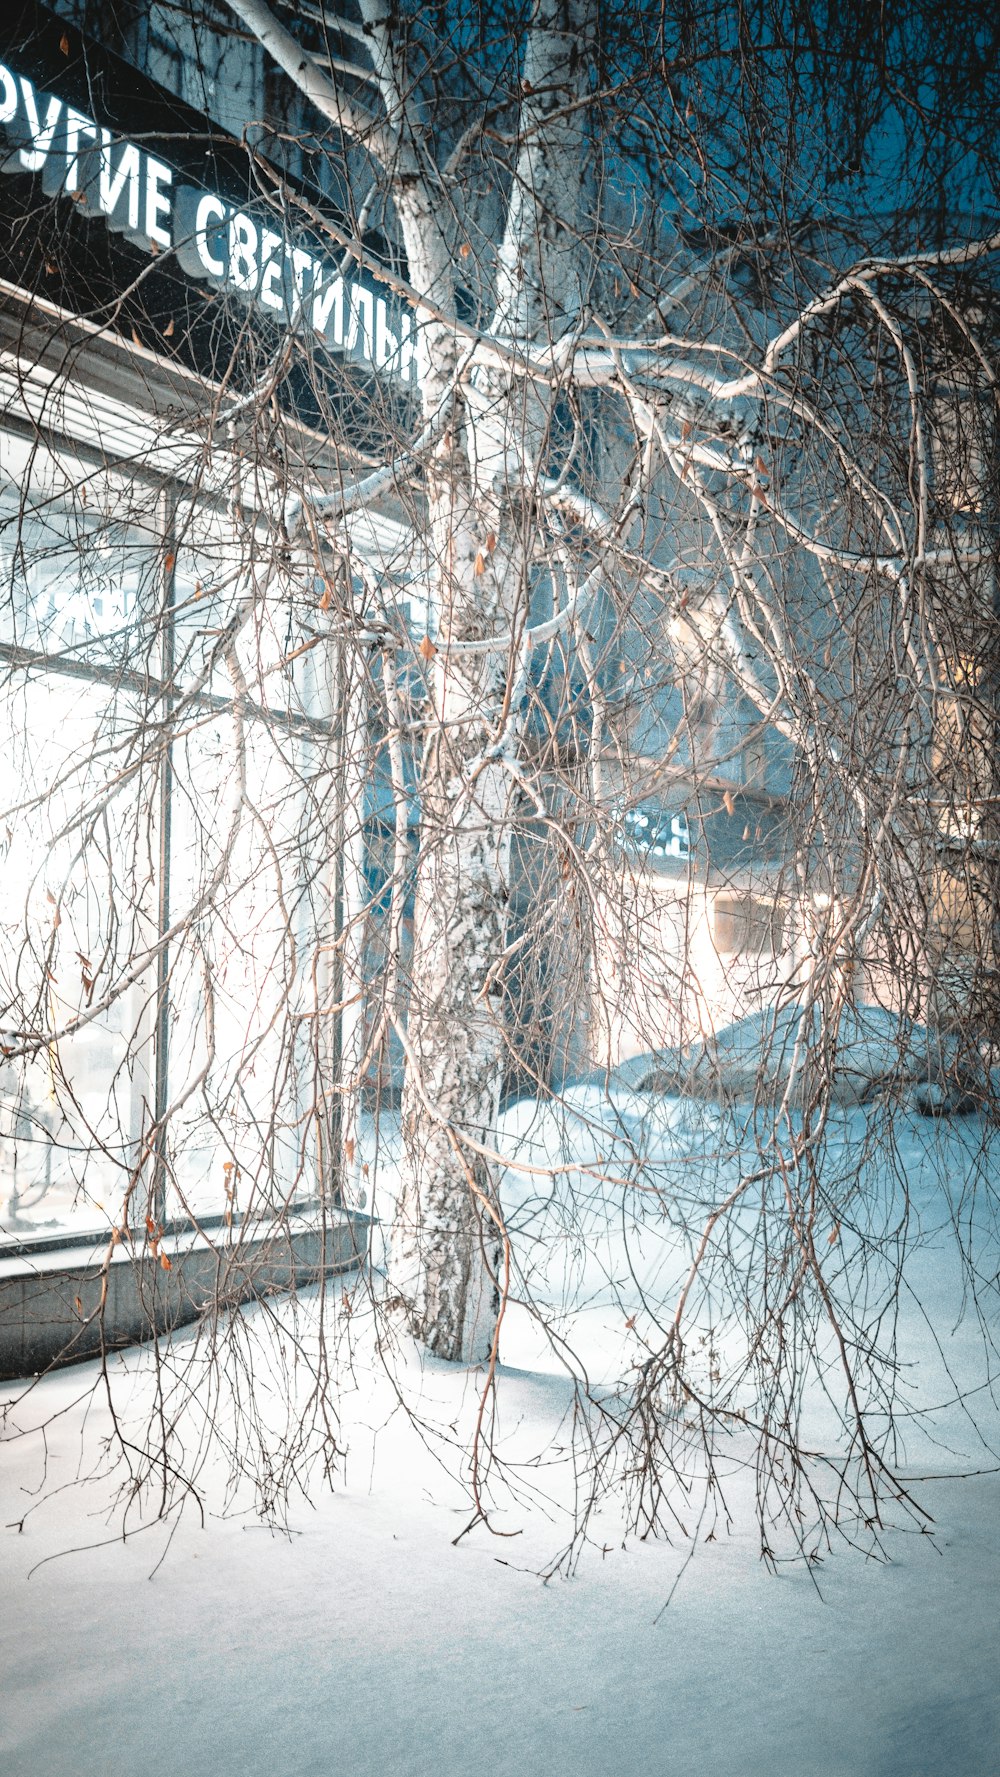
(620, 1001), (974, 1106)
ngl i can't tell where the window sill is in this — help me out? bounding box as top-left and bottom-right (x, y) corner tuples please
(0, 1210), (369, 1381)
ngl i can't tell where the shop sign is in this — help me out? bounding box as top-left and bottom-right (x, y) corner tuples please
(620, 806), (691, 862)
(0, 61), (415, 384)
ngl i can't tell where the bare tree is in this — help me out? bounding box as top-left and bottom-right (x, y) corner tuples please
(218, 0), (1000, 1331)
(2, 0), (1000, 1564)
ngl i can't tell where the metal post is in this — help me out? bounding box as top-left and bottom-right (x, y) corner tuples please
(151, 494), (176, 1228)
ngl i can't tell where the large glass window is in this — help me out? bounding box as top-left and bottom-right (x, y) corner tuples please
(0, 444), (334, 1247)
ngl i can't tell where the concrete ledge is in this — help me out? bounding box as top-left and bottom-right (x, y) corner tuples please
(0, 1213), (369, 1381)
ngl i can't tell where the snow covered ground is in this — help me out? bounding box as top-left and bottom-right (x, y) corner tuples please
(1, 1091), (999, 1777)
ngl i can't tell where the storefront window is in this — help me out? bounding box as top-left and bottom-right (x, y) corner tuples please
(0, 675), (153, 1238)
(0, 452), (333, 1246)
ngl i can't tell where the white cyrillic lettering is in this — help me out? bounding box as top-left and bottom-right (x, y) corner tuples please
(98, 133), (141, 232)
(18, 78), (61, 172)
(375, 298), (414, 380)
(63, 107), (97, 195)
(258, 228), (285, 313)
(0, 64), (18, 125)
(312, 271), (345, 345)
(346, 284), (375, 362)
(172, 186), (228, 279)
(144, 156), (172, 248)
(194, 192), (226, 276)
(397, 309), (415, 383)
(287, 245), (313, 318)
(0, 58), (419, 388)
(374, 299), (397, 371)
(228, 212), (259, 293)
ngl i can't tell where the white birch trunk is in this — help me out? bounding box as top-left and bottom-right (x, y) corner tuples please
(338, 641), (369, 1209)
(224, 0), (596, 1361)
(378, 0), (597, 1360)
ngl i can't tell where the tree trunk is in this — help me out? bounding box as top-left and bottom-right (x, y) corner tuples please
(224, 0), (596, 1360)
(387, 0), (596, 1360)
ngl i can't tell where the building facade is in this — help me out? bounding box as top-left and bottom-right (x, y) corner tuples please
(0, 1), (396, 1259)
